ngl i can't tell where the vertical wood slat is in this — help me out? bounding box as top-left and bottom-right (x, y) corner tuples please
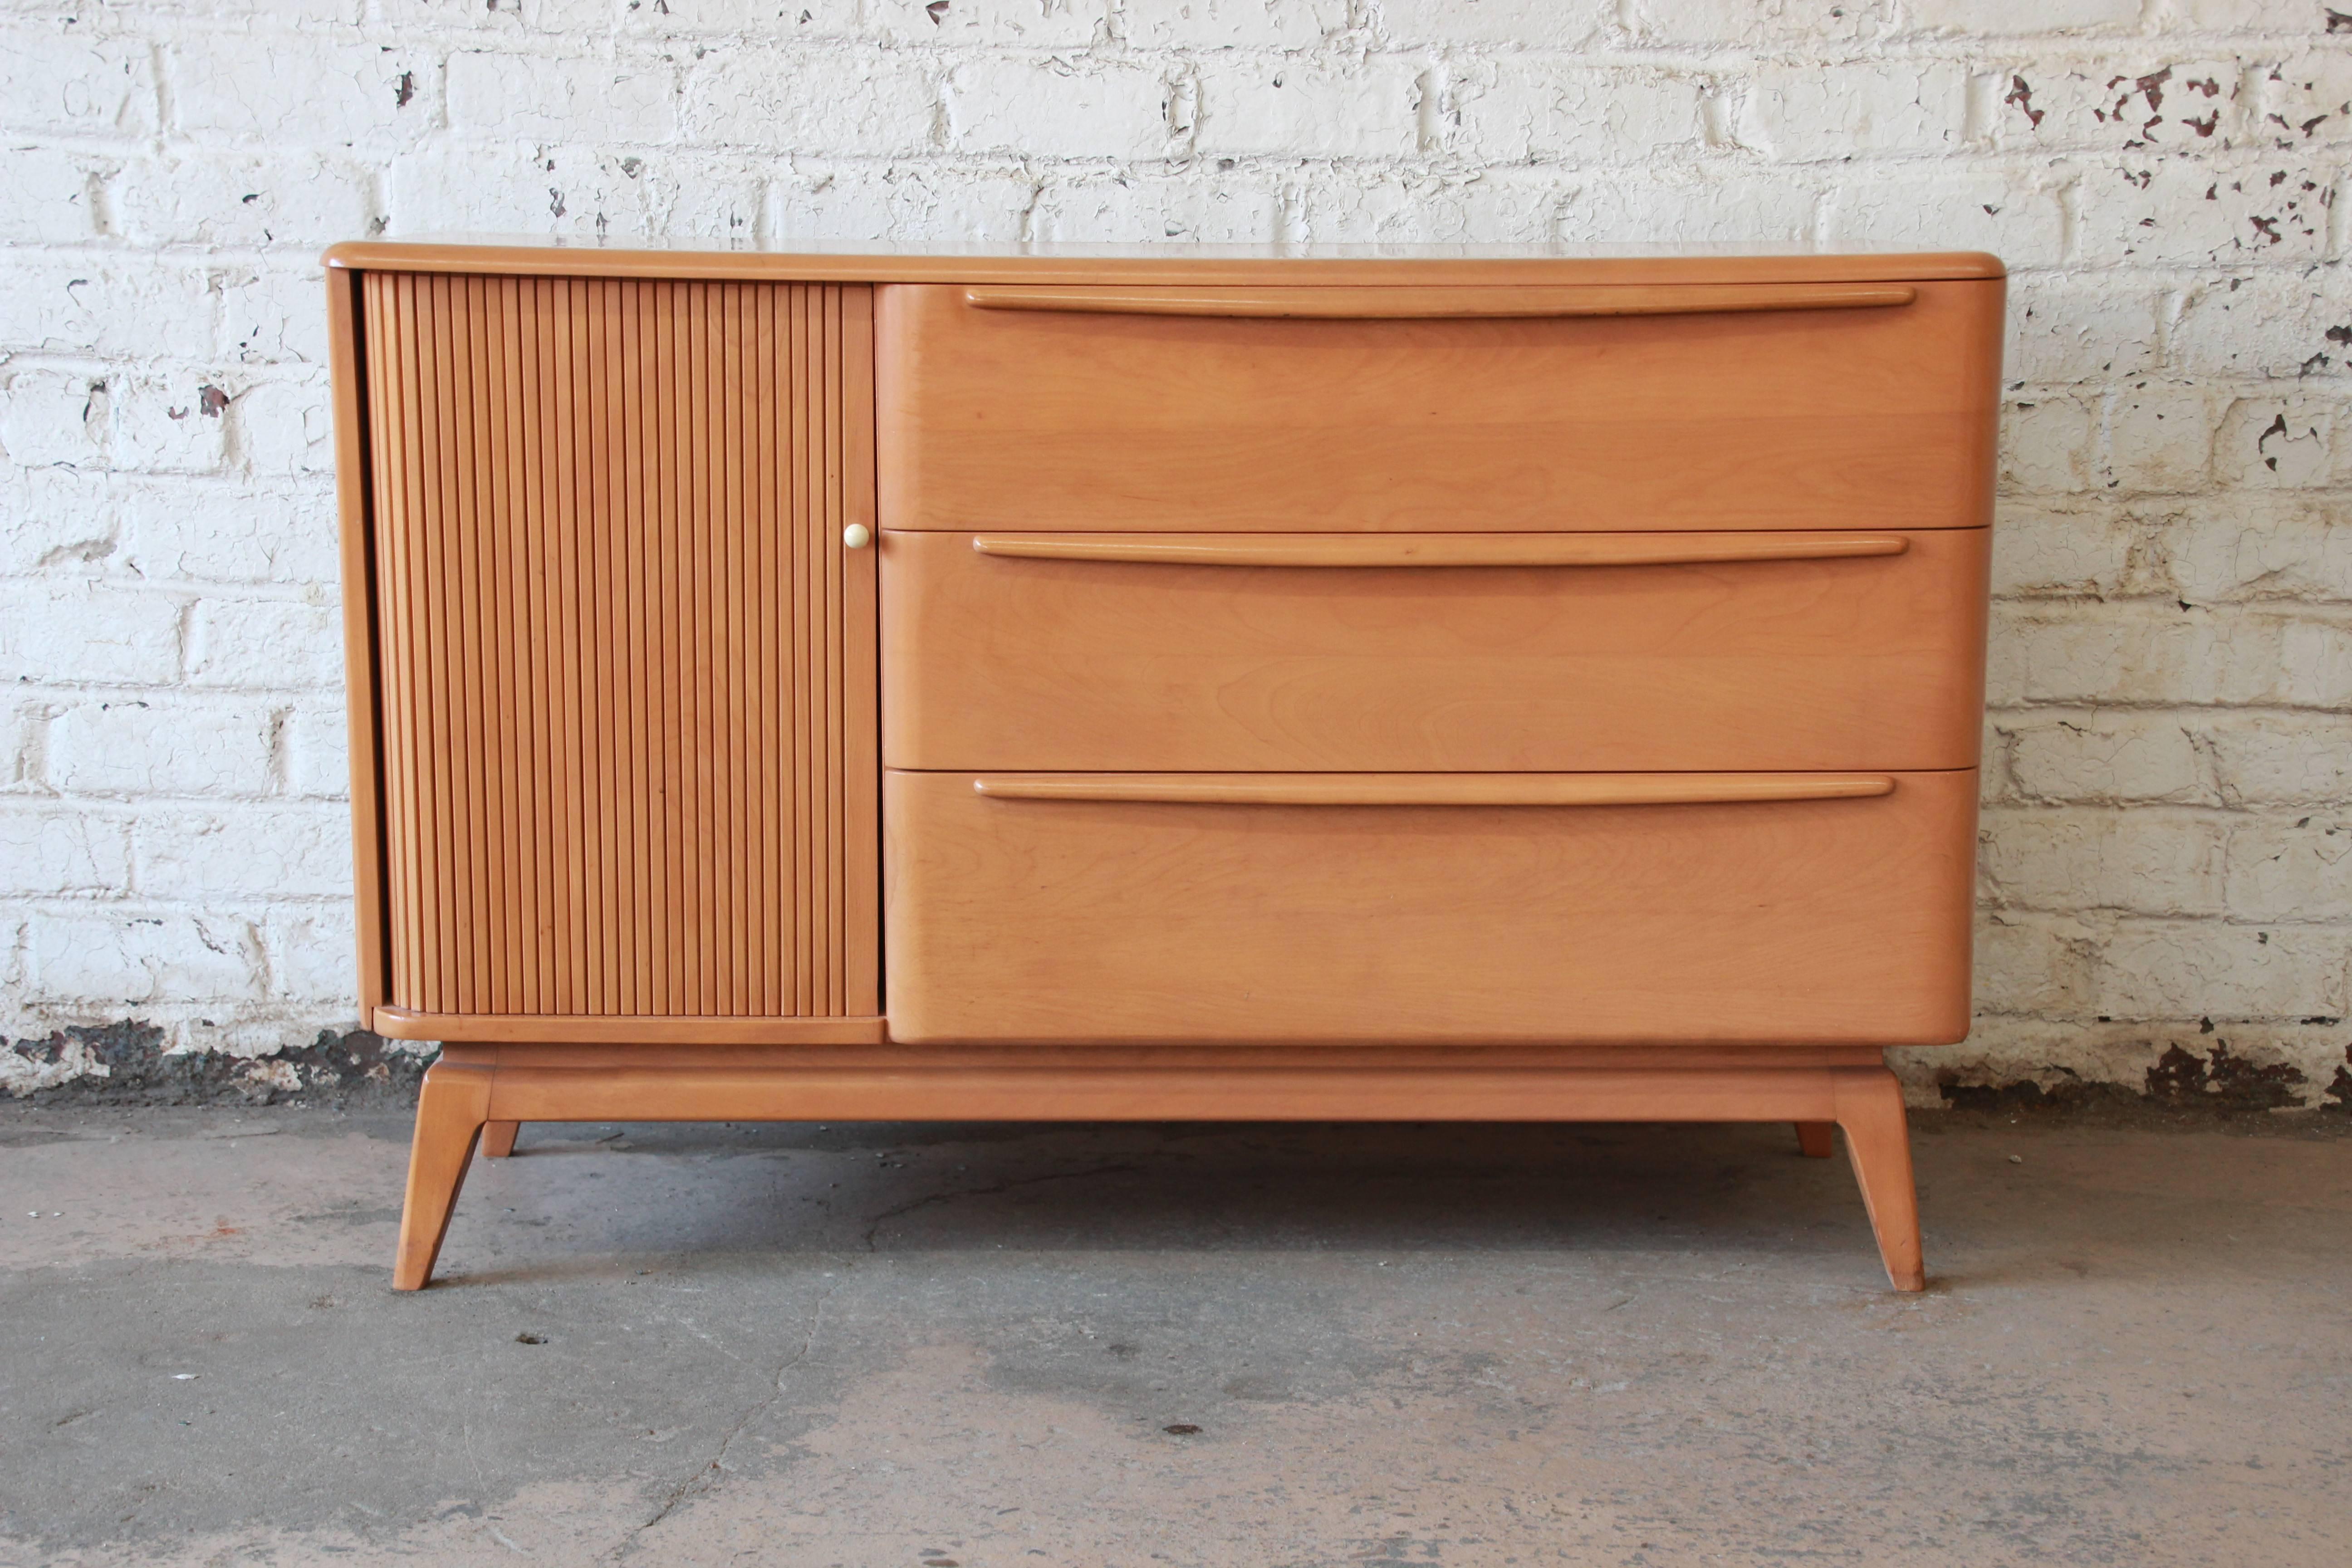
(363, 274), (875, 1022)
(839, 285), (882, 1014)
(794, 285), (814, 1017)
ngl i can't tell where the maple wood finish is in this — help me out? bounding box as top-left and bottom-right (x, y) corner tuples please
(387, 1043), (1926, 1294)
(885, 768), (1978, 1047)
(964, 531), (1920, 566)
(322, 243), (2008, 288)
(393, 1060), (490, 1291)
(954, 282), (1923, 317)
(330, 243), (2003, 1296)
(368, 1006), (888, 1044)
(357, 272), (878, 1029)
(964, 773), (1902, 806)
(876, 278), (2002, 534)
(884, 528), (1989, 773)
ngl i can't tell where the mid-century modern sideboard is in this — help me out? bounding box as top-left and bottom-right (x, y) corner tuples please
(323, 240), (2002, 1293)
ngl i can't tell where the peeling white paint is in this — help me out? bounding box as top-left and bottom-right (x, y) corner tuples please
(1, 1), (2349, 1103)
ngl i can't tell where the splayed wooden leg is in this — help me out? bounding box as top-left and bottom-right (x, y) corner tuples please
(1794, 1120), (1835, 1158)
(479, 1120), (520, 1159)
(392, 1062), (494, 1291)
(1832, 1067), (1925, 1292)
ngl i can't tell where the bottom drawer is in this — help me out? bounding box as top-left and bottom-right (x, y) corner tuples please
(884, 768), (1978, 1047)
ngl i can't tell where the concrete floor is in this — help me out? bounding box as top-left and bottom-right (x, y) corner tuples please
(0, 1107), (2346, 1567)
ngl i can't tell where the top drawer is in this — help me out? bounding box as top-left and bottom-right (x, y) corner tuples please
(876, 278), (2005, 534)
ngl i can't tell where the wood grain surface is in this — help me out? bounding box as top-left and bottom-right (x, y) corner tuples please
(965, 773), (1898, 806)
(369, 1007), (888, 1044)
(956, 282), (1920, 317)
(435, 1042), (1891, 1072)
(359, 272), (878, 1026)
(392, 1051), (1928, 1289)
(883, 528), (1989, 772)
(884, 767), (1980, 1047)
(963, 531), (1916, 566)
(876, 277), (2004, 534)
(474, 1061), (1862, 1126)
(328, 268), (390, 1016)
(325, 241), (2005, 288)
(344, 246), (1980, 1298)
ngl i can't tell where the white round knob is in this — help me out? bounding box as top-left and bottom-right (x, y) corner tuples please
(843, 523), (872, 550)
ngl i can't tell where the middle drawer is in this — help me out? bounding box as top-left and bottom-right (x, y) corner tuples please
(882, 528), (1988, 773)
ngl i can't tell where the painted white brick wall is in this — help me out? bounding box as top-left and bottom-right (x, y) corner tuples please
(1, 0), (2348, 1107)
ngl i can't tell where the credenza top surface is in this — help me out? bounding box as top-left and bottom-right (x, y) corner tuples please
(325, 236), (2005, 286)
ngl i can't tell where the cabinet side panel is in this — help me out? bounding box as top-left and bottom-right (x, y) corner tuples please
(362, 273), (877, 1022)
(329, 268), (388, 1016)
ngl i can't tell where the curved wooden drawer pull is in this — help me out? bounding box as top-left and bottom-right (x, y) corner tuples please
(970, 533), (1911, 568)
(973, 774), (1899, 807)
(960, 284), (1919, 319)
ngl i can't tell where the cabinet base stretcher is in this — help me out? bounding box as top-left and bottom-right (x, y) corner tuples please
(394, 1046), (1926, 1294)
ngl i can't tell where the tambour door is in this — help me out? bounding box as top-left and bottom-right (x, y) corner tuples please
(353, 272), (879, 1041)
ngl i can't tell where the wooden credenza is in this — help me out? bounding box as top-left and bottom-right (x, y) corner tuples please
(326, 243), (2003, 1292)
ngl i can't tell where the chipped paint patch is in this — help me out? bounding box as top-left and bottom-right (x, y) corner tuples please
(5, 1020), (431, 1106)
